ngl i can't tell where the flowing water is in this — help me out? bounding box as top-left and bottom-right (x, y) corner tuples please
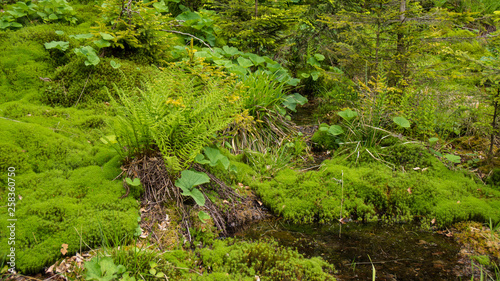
(235, 219), (471, 280)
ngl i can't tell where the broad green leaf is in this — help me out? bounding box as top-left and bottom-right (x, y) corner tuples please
(125, 177), (141, 186)
(203, 147), (230, 169)
(247, 53), (266, 66)
(153, 0), (169, 12)
(7, 10), (26, 17)
(0, 21), (11, 30)
(84, 257), (103, 279)
(267, 63), (282, 72)
(198, 211), (211, 223)
(110, 60), (121, 69)
(175, 170), (210, 192)
(100, 32), (114, 40)
(99, 257), (119, 280)
(337, 109), (358, 121)
(55, 30), (64, 35)
(328, 125), (344, 136)
(121, 273), (137, 281)
(213, 59), (232, 67)
(229, 164), (238, 173)
(307, 56), (320, 67)
(282, 93), (307, 112)
(445, 154), (461, 164)
(314, 53), (325, 61)
(74, 46), (100, 66)
(94, 38), (111, 48)
(176, 10), (200, 22)
(227, 65), (248, 76)
(183, 187), (205, 206)
(44, 41), (69, 51)
(69, 33), (94, 40)
(237, 56), (253, 68)
(222, 45), (240, 57)
(428, 137), (439, 144)
(393, 116), (411, 128)
(194, 51), (213, 59)
(287, 78), (300, 86)
(194, 154), (210, 165)
(310, 70), (320, 81)
(48, 13), (58, 20)
(300, 72), (310, 78)
(100, 135), (117, 144)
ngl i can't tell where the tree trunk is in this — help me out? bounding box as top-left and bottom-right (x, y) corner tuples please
(255, 0), (258, 18)
(396, 0), (407, 85)
(489, 88), (499, 158)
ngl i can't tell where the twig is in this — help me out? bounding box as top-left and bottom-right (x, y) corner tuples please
(0, 116), (23, 123)
(160, 29), (214, 52)
(74, 69), (93, 107)
(339, 170), (344, 238)
(73, 226), (93, 251)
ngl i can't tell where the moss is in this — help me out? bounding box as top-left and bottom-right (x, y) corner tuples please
(486, 168), (500, 188)
(311, 127), (338, 151)
(41, 57), (156, 107)
(0, 27), (55, 103)
(248, 144), (500, 226)
(196, 239), (335, 281)
(0, 165), (138, 273)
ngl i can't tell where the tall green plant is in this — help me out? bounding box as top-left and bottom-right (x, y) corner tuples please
(109, 66), (242, 173)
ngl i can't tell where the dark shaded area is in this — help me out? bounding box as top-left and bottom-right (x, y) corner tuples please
(236, 220), (471, 280)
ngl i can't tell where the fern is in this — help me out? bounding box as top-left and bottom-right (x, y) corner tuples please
(110, 67), (241, 173)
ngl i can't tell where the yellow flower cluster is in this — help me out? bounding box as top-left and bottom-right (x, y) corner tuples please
(166, 97), (185, 107)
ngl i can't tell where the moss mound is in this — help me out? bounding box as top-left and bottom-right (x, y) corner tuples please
(248, 144), (500, 226)
(42, 57), (156, 107)
(0, 118), (138, 274)
(195, 239), (335, 281)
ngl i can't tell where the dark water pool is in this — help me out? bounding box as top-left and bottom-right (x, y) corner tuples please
(235, 219), (471, 280)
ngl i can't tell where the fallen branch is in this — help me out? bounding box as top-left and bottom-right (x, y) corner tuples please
(160, 29), (214, 52)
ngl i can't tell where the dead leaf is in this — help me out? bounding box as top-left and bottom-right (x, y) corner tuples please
(140, 207), (146, 213)
(407, 187), (412, 194)
(413, 167), (421, 170)
(238, 183), (244, 187)
(223, 200), (229, 204)
(257, 200), (262, 206)
(61, 244), (68, 255)
(140, 230), (148, 239)
(18, 195), (22, 200)
(457, 201), (460, 204)
(158, 222), (167, 231)
(431, 218), (436, 224)
(282, 205), (286, 209)
(46, 264), (55, 274)
(422, 168), (428, 172)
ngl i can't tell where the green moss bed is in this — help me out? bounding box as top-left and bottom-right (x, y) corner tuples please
(245, 144), (500, 226)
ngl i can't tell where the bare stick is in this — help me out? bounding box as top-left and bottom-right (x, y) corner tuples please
(160, 29), (214, 52)
(339, 170), (344, 238)
(74, 69), (93, 107)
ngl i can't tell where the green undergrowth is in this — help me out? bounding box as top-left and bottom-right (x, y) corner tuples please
(242, 143), (500, 227)
(195, 239), (335, 281)
(83, 238), (335, 280)
(0, 114), (139, 273)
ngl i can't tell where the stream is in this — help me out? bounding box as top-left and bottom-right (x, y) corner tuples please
(231, 102), (472, 280)
(235, 219), (471, 280)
